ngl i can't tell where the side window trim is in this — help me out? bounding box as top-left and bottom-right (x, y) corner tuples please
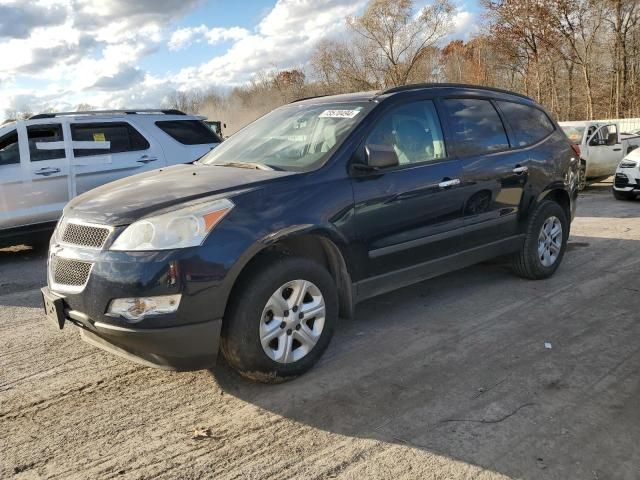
(353, 96), (454, 172)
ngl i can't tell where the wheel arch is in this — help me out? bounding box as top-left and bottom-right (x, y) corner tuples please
(537, 186), (572, 225)
(222, 226), (355, 321)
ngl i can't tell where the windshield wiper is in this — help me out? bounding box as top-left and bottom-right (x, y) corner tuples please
(215, 161), (275, 171)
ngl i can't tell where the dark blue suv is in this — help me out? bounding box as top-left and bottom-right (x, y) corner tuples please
(41, 84), (578, 381)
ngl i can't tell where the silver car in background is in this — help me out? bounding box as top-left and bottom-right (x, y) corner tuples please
(0, 109), (221, 247)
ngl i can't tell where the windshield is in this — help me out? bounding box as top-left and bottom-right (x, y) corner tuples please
(199, 101), (374, 171)
(561, 126), (585, 145)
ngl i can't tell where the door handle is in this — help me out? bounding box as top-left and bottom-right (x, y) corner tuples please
(613, 148), (622, 151)
(513, 166), (529, 174)
(137, 155), (158, 164)
(34, 167), (61, 176)
(438, 178), (461, 189)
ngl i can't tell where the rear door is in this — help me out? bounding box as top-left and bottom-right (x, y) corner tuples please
(440, 97), (527, 249)
(352, 98), (465, 280)
(70, 120), (166, 195)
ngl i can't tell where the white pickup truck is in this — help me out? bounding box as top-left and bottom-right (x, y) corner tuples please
(560, 120), (640, 189)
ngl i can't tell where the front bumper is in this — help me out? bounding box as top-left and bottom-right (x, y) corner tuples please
(42, 286), (222, 370)
(613, 171), (640, 191)
(43, 237), (236, 370)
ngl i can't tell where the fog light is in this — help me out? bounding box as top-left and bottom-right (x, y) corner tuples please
(107, 294), (181, 322)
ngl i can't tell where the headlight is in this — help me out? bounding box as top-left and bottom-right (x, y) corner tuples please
(110, 198), (234, 251)
(54, 215), (68, 241)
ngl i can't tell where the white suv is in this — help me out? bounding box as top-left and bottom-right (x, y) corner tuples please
(0, 110), (221, 247)
(613, 147), (640, 200)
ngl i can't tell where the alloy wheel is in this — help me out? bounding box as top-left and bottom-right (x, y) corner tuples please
(538, 216), (563, 267)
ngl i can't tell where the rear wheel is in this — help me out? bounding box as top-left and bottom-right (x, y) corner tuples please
(221, 256), (338, 382)
(511, 201), (568, 280)
(612, 188), (636, 201)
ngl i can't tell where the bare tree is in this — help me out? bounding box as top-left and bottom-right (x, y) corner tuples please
(313, 0), (455, 90)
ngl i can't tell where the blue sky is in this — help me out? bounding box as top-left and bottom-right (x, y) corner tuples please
(0, 0), (482, 119)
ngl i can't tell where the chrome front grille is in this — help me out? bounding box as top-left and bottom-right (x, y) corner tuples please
(60, 222), (111, 249)
(51, 256), (93, 289)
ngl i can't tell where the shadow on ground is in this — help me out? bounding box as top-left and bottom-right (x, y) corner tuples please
(208, 234), (640, 479)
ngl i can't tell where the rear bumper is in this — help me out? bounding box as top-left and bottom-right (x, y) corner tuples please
(43, 286), (222, 370)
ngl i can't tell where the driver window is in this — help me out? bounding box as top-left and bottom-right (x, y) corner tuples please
(0, 130), (20, 166)
(367, 100), (446, 165)
(589, 125), (618, 146)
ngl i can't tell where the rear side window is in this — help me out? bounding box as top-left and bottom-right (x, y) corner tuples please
(0, 130), (20, 166)
(155, 120), (221, 145)
(28, 124), (65, 161)
(497, 101), (555, 147)
(71, 122), (149, 157)
(442, 99), (509, 156)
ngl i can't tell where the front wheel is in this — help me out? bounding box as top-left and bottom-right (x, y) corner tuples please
(511, 201), (568, 280)
(221, 256), (338, 382)
(577, 160), (587, 191)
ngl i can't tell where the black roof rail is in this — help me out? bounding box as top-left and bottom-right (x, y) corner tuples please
(377, 83), (533, 101)
(29, 109), (187, 120)
(289, 94), (331, 104)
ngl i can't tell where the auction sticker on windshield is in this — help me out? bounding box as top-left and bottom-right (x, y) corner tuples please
(319, 109), (361, 119)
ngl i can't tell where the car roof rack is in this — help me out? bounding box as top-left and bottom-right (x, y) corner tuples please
(289, 95), (330, 104)
(377, 83), (533, 100)
(29, 109), (186, 119)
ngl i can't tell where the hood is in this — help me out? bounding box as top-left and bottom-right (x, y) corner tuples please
(622, 147), (640, 162)
(65, 163), (295, 225)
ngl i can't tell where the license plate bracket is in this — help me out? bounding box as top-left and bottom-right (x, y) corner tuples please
(41, 287), (65, 329)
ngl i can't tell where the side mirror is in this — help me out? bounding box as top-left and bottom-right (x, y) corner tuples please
(364, 144), (399, 169)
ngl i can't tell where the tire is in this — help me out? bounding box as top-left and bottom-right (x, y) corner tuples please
(612, 188), (636, 201)
(220, 255), (338, 383)
(511, 201), (568, 280)
(577, 160), (587, 191)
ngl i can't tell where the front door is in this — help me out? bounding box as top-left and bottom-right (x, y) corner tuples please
(0, 128), (26, 229)
(23, 122), (70, 225)
(584, 124), (621, 178)
(351, 99), (465, 284)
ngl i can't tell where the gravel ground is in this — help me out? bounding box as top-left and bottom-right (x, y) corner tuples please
(1, 182), (639, 480)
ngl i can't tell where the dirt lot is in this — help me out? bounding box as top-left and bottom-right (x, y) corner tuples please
(1, 183), (639, 480)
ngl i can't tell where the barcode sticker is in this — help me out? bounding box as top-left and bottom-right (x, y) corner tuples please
(319, 110), (360, 119)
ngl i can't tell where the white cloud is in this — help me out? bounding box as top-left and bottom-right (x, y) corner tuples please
(172, 0), (369, 90)
(168, 25), (208, 50)
(0, 0), (475, 121)
(451, 10), (476, 41)
(168, 25), (249, 51)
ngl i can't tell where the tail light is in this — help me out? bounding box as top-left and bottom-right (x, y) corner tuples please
(570, 144), (581, 158)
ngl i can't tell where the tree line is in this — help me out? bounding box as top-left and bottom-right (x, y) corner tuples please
(176, 0), (640, 133)
(8, 0), (640, 131)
